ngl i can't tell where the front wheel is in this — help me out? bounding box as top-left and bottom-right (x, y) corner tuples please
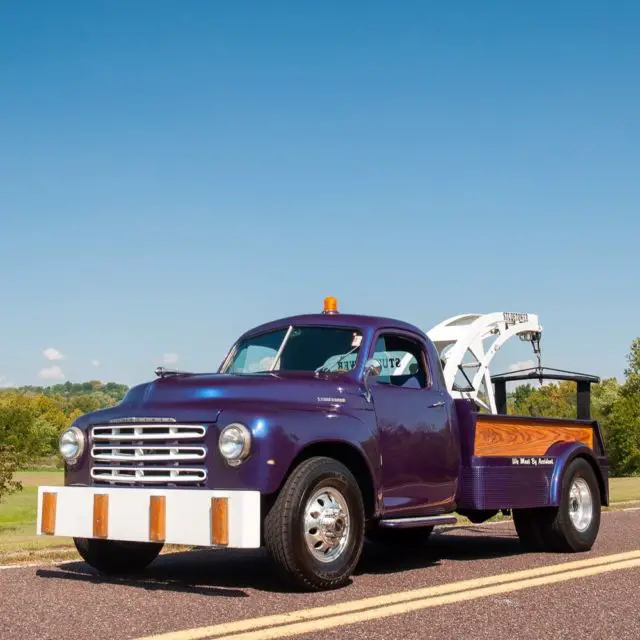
(263, 456), (365, 591)
(73, 538), (164, 574)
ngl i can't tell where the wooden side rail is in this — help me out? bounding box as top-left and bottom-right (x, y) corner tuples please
(474, 416), (594, 457)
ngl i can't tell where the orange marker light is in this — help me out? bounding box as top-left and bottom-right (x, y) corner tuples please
(323, 296), (338, 314)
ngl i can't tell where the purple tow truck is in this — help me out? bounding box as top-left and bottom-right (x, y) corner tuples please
(37, 298), (609, 591)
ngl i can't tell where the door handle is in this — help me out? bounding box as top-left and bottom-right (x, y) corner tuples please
(428, 400), (445, 408)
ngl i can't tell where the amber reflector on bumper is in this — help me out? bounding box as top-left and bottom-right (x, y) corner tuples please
(149, 495), (166, 542)
(41, 492), (57, 535)
(93, 494), (109, 538)
(211, 497), (229, 545)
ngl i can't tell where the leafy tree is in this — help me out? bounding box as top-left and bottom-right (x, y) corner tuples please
(0, 380), (129, 501)
(621, 337), (640, 397)
(0, 398), (50, 502)
(510, 380), (576, 419)
(606, 338), (640, 475)
(590, 377), (621, 443)
(606, 392), (640, 475)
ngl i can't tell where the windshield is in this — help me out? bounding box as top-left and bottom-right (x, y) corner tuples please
(221, 326), (363, 374)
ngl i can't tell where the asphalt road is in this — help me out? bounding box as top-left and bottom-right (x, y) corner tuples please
(1, 508), (639, 640)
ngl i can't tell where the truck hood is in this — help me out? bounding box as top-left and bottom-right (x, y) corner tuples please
(80, 371), (367, 425)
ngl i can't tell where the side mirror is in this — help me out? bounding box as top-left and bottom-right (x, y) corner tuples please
(364, 358), (382, 378)
(363, 358), (381, 402)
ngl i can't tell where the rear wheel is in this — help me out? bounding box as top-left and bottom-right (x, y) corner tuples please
(263, 456), (365, 591)
(539, 457), (601, 552)
(73, 538), (163, 574)
(513, 457), (601, 553)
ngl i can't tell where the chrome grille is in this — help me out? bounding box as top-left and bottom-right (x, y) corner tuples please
(92, 445), (206, 462)
(90, 422), (208, 486)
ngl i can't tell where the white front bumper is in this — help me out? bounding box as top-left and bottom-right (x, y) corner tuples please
(36, 485), (261, 548)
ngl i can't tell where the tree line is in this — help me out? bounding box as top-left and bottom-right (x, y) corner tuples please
(1, 338), (639, 502)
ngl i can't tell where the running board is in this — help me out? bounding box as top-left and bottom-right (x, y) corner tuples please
(378, 515), (457, 529)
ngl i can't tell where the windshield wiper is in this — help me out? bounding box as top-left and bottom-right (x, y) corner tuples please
(269, 325), (294, 371)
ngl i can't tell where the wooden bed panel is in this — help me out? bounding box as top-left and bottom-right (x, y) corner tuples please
(474, 416), (594, 457)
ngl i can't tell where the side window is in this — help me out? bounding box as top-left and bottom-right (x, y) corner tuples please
(372, 334), (430, 389)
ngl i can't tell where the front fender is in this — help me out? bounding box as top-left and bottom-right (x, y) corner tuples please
(209, 406), (380, 497)
(547, 441), (609, 506)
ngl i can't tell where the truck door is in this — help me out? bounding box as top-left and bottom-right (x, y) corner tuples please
(368, 331), (458, 517)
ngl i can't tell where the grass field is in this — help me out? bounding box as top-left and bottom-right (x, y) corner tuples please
(606, 476), (640, 503)
(0, 471), (72, 561)
(1, 471), (639, 563)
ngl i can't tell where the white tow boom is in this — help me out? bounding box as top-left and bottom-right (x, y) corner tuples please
(426, 312), (543, 413)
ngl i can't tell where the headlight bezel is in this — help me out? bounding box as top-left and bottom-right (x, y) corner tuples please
(218, 422), (252, 466)
(58, 426), (86, 464)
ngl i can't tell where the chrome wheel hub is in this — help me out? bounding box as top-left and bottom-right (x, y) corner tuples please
(303, 487), (350, 563)
(568, 477), (593, 532)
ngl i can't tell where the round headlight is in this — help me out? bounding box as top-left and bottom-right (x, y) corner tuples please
(218, 423), (251, 465)
(59, 426), (85, 463)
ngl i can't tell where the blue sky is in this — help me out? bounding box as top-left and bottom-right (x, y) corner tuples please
(1, 1), (638, 388)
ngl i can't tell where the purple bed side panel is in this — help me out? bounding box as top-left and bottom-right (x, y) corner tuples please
(458, 457), (555, 510)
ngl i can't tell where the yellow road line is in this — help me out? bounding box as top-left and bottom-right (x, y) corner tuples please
(134, 550), (640, 640)
(222, 557), (640, 640)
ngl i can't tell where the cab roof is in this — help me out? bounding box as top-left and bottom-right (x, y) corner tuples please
(239, 312), (427, 341)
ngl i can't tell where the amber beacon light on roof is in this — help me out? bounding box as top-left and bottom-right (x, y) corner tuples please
(322, 296), (338, 314)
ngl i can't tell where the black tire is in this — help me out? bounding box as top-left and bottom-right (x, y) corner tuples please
(366, 525), (434, 547)
(538, 457), (601, 552)
(73, 537), (164, 574)
(513, 457), (601, 553)
(263, 456), (365, 591)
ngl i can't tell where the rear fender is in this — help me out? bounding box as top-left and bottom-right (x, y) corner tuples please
(547, 441), (609, 507)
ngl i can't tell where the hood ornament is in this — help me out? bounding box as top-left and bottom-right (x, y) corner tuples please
(154, 366), (193, 378)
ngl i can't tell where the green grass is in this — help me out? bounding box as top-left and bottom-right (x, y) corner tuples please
(0, 470), (72, 561)
(608, 476), (640, 503)
(1, 471), (638, 564)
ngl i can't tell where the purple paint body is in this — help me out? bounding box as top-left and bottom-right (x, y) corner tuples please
(64, 311), (609, 524)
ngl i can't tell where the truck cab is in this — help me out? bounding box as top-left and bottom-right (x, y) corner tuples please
(38, 297), (608, 591)
(214, 298), (461, 519)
